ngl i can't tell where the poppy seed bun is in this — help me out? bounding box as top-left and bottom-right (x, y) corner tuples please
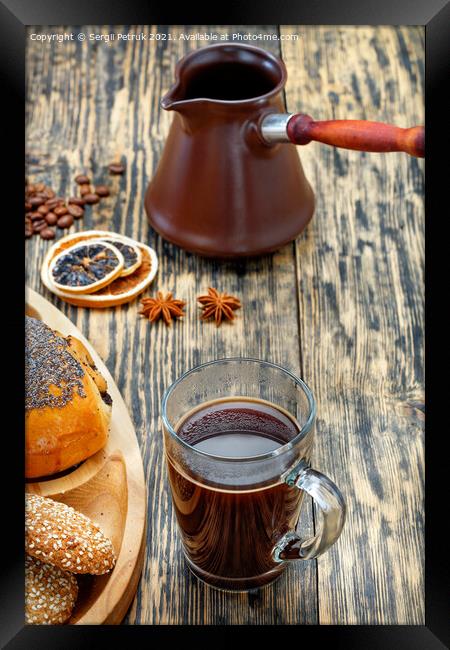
(25, 316), (112, 479)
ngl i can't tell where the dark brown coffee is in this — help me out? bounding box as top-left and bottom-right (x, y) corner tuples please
(167, 398), (305, 590)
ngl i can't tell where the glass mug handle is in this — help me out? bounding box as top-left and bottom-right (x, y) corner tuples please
(273, 462), (346, 562)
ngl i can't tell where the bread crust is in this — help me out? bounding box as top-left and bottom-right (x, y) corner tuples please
(25, 318), (112, 479)
(25, 554), (78, 624)
(26, 494), (116, 575)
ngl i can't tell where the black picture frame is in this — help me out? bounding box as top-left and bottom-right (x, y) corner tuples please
(1, 0), (446, 647)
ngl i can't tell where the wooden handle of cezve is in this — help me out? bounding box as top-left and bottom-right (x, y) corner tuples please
(287, 114), (425, 158)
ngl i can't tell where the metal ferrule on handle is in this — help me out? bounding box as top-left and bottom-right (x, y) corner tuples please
(259, 113), (293, 144)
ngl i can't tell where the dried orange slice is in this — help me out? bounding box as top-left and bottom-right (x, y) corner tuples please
(41, 230), (158, 308)
(48, 241), (124, 294)
(98, 238), (142, 277)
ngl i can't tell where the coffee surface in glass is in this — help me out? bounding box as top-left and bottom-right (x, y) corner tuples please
(166, 397), (305, 591)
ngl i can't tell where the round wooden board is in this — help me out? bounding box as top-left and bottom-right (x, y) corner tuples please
(25, 287), (147, 625)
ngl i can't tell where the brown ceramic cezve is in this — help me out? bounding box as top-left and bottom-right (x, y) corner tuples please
(145, 44), (424, 258)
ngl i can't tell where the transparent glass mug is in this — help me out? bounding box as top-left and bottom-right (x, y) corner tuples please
(162, 358), (346, 591)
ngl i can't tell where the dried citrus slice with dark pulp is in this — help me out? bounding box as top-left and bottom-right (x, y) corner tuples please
(98, 238), (142, 277)
(48, 241), (124, 294)
(41, 230), (159, 308)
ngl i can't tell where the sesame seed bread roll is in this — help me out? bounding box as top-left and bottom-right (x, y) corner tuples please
(25, 554), (78, 625)
(26, 494), (116, 575)
(25, 316), (112, 479)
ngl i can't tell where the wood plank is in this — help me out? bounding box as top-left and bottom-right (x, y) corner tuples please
(281, 26), (425, 624)
(26, 25), (318, 624)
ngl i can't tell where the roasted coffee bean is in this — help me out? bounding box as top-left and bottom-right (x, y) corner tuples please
(75, 174), (90, 185)
(57, 214), (74, 228)
(29, 211), (44, 221)
(68, 196), (86, 206)
(54, 205), (68, 216)
(47, 196), (65, 205)
(45, 212), (58, 225)
(37, 204), (50, 216)
(33, 219), (47, 232)
(108, 163), (125, 175)
(40, 227), (55, 240)
(83, 193), (100, 204)
(79, 184), (91, 196)
(44, 188), (55, 199)
(29, 196), (45, 207)
(27, 184), (36, 194)
(67, 204), (84, 218)
(94, 185), (110, 197)
(45, 198), (60, 209)
(25, 227), (33, 239)
(34, 182), (45, 192)
(25, 201), (32, 211)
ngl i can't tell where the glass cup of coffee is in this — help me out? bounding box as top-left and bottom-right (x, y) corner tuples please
(162, 358), (346, 592)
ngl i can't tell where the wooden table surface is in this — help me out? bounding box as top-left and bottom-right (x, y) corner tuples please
(25, 25), (424, 625)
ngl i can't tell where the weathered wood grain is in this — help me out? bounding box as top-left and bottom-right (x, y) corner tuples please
(25, 25), (317, 625)
(281, 26), (425, 624)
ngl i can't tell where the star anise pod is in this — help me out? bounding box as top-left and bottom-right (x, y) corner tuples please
(139, 291), (186, 326)
(197, 287), (241, 327)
